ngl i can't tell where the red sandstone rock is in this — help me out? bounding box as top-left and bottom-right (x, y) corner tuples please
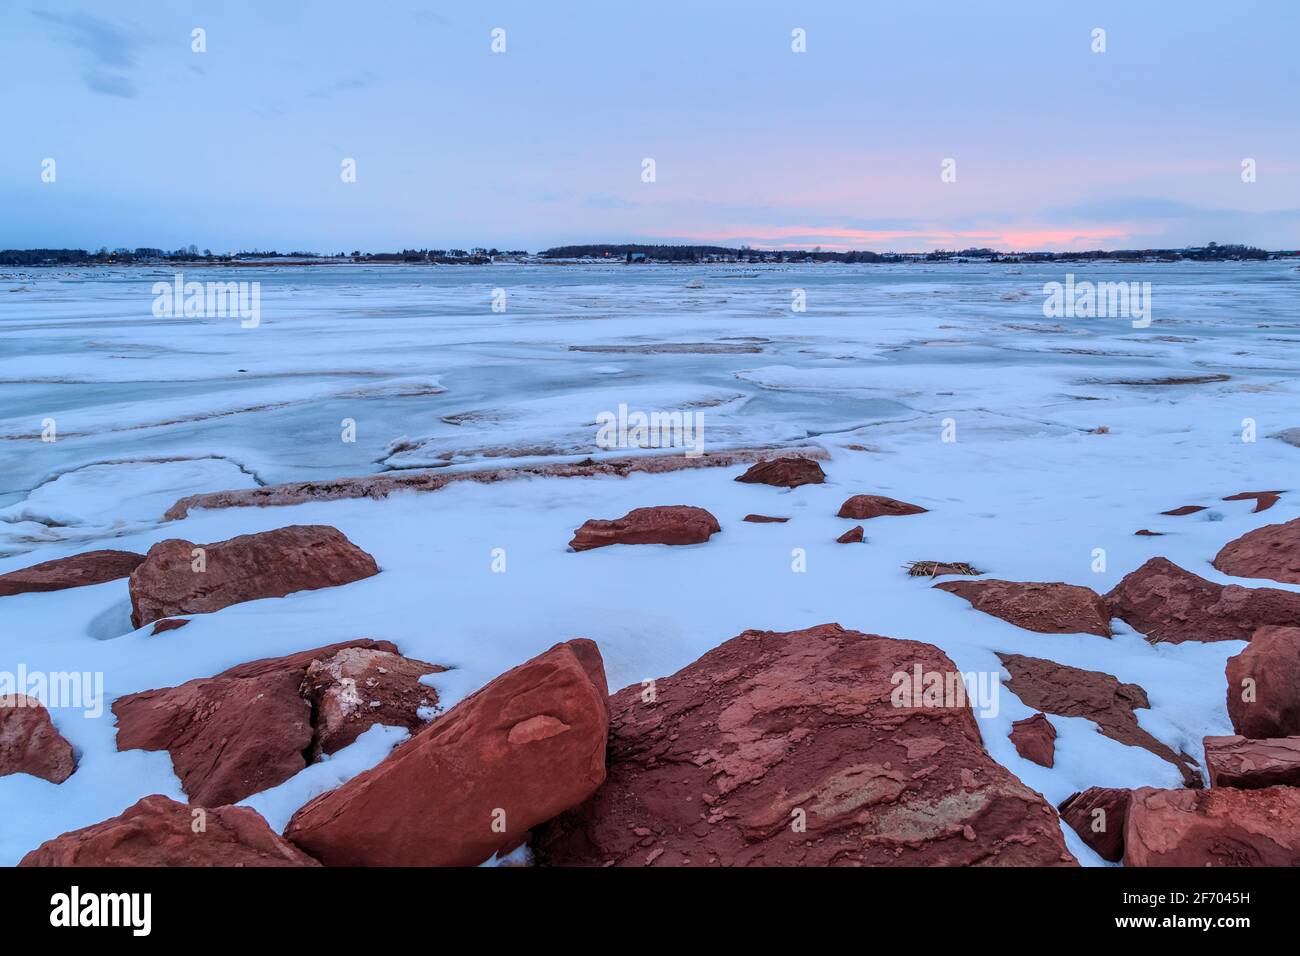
(1134, 529), (1164, 536)
(1161, 505), (1207, 516)
(935, 579), (1111, 637)
(128, 525), (379, 628)
(568, 505), (720, 551)
(836, 525), (864, 544)
(1106, 557), (1300, 645)
(1124, 786), (1300, 866)
(1009, 713), (1056, 767)
(998, 653), (1202, 786)
(733, 456), (826, 488)
(285, 640), (609, 867)
(19, 795), (319, 867)
(534, 624), (1076, 867)
(1204, 734), (1300, 789)
(1222, 490), (1283, 513)
(0, 549), (144, 598)
(0, 695), (76, 784)
(1058, 787), (1130, 862)
(836, 495), (927, 520)
(742, 514), (788, 523)
(150, 618), (189, 635)
(1213, 517), (1300, 585)
(300, 646), (444, 758)
(1225, 626), (1300, 738)
(112, 639), (410, 804)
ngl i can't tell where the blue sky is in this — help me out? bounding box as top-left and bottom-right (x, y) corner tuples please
(2, 0), (1297, 252)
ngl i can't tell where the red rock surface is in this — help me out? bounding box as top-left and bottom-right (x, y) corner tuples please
(742, 514), (788, 523)
(150, 618), (190, 635)
(112, 639), (416, 804)
(0, 549), (144, 598)
(1222, 490), (1283, 513)
(733, 456), (826, 488)
(1161, 505), (1207, 516)
(534, 624), (1076, 867)
(1106, 557), (1300, 644)
(1204, 734), (1300, 789)
(128, 525), (379, 628)
(163, 446), (830, 520)
(836, 525), (864, 544)
(19, 795), (319, 867)
(1133, 529), (1164, 536)
(1213, 517), (1300, 584)
(836, 495), (927, 520)
(286, 639), (609, 866)
(1225, 626), (1300, 738)
(998, 653), (1202, 786)
(301, 646), (444, 758)
(1058, 787), (1130, 862)
(1124, 786), (1300, 866)
(1009, 713), (1056, 768)
(569, 505), (720, 551)
(0, 695), (76, 784)
(935, 579), (1112, 637)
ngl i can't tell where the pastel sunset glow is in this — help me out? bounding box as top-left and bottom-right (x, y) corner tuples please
(3, 0), (1298, 252)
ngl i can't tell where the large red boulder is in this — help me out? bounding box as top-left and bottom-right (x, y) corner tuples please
(534, 624), (1076, 867)
(19, 795), (319, 867)
(128, 524), (379, 628)
(0, 695), (76, 784)
(734, 456), (826, 487)
(1009, 713), (1056, 767)
(568, 506), (720, 551)
(1225, 626), (1300, 738)
(1204, 735), (1300, 789)
(0, 549), (144, 598)
(935, 579), (1111, 637)
(1106, 557), (1300, 644)
(1213, 517), (1300, 584)
(836, 495), (927, 520)
(998, 653), (1201, 786)
(1124, 786), (1300, 866)
(112, 639), (436, 805)
(1058, 787), (1130, 862)
(285, 639), (610, 866)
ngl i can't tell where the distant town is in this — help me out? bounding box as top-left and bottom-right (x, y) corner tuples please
(0, 241), (1293, 268)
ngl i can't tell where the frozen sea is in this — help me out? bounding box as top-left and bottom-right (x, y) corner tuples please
(2, 259), (1299, 865)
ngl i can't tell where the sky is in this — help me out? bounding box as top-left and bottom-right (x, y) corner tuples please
(2, 0), (1298, 253)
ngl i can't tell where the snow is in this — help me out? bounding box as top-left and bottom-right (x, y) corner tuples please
(1, 260), (1298, 865)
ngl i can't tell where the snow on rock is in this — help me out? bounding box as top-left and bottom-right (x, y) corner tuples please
(997, 653), (1202, 787)
(128, 524), (379, 628)
(111, 639), (430, 805)
(19, 795), (319, 867)
(534, 624), (1077, 867)
(285, 640), (609, 866)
